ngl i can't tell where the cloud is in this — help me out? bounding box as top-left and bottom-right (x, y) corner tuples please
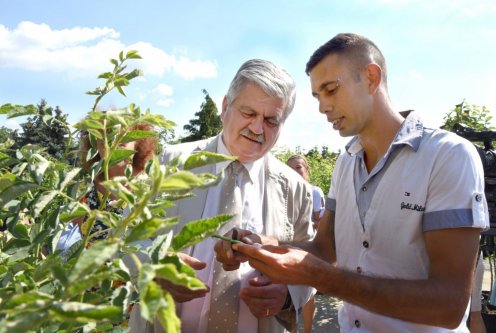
(149, 83), (175, 107)
(0, 21), (217, 79)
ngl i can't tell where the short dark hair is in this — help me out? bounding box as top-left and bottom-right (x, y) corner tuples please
(305, 33), (387, 84)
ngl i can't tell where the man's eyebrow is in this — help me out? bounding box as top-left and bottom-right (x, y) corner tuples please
(319, 80), (339, 91)
(239, 105), (256, 113)
(312, 80), (339, 97)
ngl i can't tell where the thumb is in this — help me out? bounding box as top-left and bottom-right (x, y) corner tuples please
(178, 253), (207, 270)
(249, 274), (272, 287)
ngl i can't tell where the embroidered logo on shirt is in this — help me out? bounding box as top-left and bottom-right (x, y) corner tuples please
(401, 202), (425, 211)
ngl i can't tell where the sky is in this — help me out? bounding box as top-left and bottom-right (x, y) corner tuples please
(1, 0), (495, 152)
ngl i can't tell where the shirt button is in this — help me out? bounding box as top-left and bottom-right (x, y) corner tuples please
(475, 194), (482, 202)
(363, 241), (369, 248)
(361, 186), (367, 192)
(356, 266), (362, 274)
(355, 319), (361, 328)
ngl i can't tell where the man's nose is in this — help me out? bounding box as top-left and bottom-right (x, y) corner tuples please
(319, 100), (332, 114)
(248, 116), (264, 134)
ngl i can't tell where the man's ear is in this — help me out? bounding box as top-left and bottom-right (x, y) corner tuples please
(365, 63), (382, 94)
(220, 96), (228, 121)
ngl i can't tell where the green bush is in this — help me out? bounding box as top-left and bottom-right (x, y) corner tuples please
(0, 51), (233, 333)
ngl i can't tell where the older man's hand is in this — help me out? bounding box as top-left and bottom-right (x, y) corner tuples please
(240, 274), (289, 318)
(213, 228), (265, 271)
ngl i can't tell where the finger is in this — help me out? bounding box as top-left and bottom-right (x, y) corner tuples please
(232, 242), (269, 258)
(240, 234), (262, 245)
(222, 262), (240, 271)
(248, 274), (272, 287)
(177, 252), (207, 270)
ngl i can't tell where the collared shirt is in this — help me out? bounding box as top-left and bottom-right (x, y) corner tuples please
(326, 112), (489, 332)
(180, 133), (265, 333)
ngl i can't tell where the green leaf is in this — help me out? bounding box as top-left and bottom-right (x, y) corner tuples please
(159, 171), (205, 191)
(0, 104), (38, 118)
(104, 181), (136, 205)
(98, 72), (113, 79)
(2, 238), (31, 254)
(150, 231), (173, 264)
(121, 130), (157, 143)
(116, 85), (126, 96)
(125, 218), (165, 244)
(3, 291), (53, 309)
(11, 223), (29, 239)
(69, 240), (119, 282)
(183, 152), (235, 171)
(140, 114), (176, 129)
(33, 190), (58, 217)
(58, 168), (81, 191)
(156, 292), (180, 333)
(125, 50), (142, 59)
(59, 202), (90, 222)
(0, 311), (47, 333)
(0, 181), (37, 209)
(0, 173), (16, 191)
(108, 148), (136, 167)
(171, 215), (232, 251)
(138, 265), (163, 321)
(0, 153), (17, 168)
(50, 302), (122, 321)
(28, 159), (50, 184)
(124, 68), (143, 80)
(74, 119), (105, 131)
(155, 263), (205, 290)
(111, 284), (129, 308)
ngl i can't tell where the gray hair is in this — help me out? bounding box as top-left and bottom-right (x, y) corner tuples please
(226, 59), (296, 120)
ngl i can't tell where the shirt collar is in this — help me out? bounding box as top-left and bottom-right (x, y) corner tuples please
(215, 132), (262, 183)
(345, 111), (424, 155)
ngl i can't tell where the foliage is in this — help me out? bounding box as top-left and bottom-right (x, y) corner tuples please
(441, 100), (494, 132)
(0, 127), (19, 153)
(181, 89), (222, 143)
(0, 51), (234, 332)
(272, 145), (338, 195)
(0, 101), (71, 162)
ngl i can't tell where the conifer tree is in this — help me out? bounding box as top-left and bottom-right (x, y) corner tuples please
(182, 89), (222, 142)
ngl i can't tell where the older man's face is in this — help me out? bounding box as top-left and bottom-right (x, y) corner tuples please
(220, 82), (287, 163)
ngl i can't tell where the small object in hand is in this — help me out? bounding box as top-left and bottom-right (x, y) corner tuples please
(211, 234), (242, 244)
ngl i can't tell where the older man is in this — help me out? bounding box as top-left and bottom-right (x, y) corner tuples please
(130, 59), (314, 333)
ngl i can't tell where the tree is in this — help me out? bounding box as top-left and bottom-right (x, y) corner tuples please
(441, 100), (494, 131)
(15, 100), (71, 161)
(182, 89), (222, 142)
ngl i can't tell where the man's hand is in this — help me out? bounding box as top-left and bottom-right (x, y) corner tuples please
(155, 253), (209, 303)
(232, 243), (325, 286)
(240, 275), (288, 318)
(214, 228), (263, 271)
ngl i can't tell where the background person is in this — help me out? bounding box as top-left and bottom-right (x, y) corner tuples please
(56, 124), (157, 253)
(286, 154), (325, 228)
(286, 154), (323, 333)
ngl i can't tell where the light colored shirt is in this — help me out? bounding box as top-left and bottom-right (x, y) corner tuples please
(327, 113), (489, 332)
(312, 186), (325, 221)
(180, 134), (265, 333)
